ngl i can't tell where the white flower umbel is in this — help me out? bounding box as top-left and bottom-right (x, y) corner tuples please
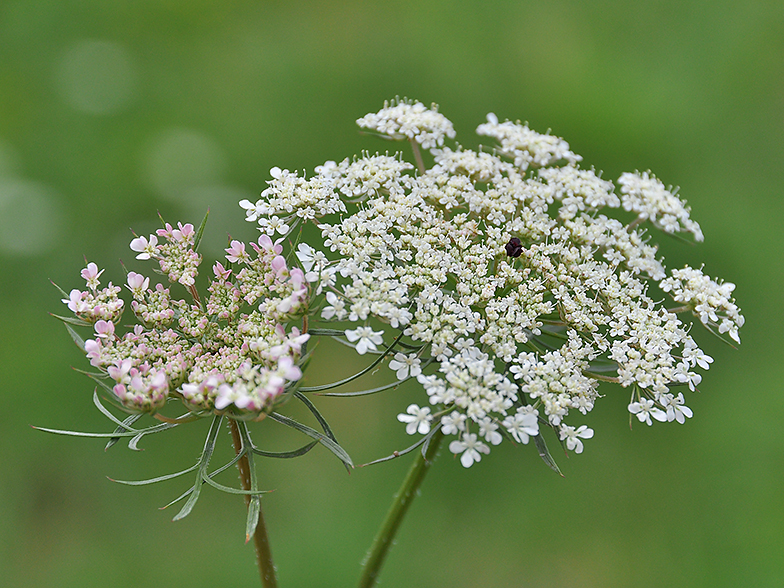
(242, 99), (743, 469)
(449, 433), (491, 468)
(356, 98), (456, 150)
(559, 424), (594, 454)
(388, 352), (422, 380)
(618, 172), (704, 241)
(476, 113), (581, 171)
(628, 398), (667, 426)
(345, 326), (384, 355)
(397, 404), (432, 435)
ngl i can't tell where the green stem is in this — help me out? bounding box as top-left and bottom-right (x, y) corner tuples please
(358, 428), (444, 588)
(409, 139), (426, 175)
(229, 419), (278, 588)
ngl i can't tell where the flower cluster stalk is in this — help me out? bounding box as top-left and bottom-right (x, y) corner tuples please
(358, 429), (444, 588)
(229, 419), (277, 588)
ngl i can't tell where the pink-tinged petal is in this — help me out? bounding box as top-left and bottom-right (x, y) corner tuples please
(84, 338), (103, 366)
(276, 356), (297, 379)
(149, 371), (168, 391)
(156, 223), (175, 239)
(80, 262), (103, 281)
(289, 268), (305, 290)
(127, 271), (149, 291)
(225, 240), (247, 263)
(94, 320), (115, 339)
(266, 374), (286, 393)
(213, 262), (232, 281)
(129, 236), (145, 252)
(113, 383), (127, 400)
(288, 332), (310, 353)
(177, 222), (195, 239)
(64, 289), (84, 312)
(271, 255), (287, 276)
(130, 235), (158, 259)
(214, 384), (234, 410)
(267, 344), (287, 360)
(107, 358), (133, 381)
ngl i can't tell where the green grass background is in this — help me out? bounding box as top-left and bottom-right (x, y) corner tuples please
(1, 1), (782, 586)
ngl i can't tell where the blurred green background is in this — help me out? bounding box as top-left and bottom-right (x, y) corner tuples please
(1, 1), (782, 586)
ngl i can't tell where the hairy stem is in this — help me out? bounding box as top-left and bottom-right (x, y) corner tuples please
(358, 428), (444, 588)
(229, 419), (277, 588)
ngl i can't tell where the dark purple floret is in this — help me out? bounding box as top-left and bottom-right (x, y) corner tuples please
(505, 237), (523, 258)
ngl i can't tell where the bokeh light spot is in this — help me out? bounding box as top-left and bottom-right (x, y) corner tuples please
(0, 180), (62, 256)
(143, 129), (227, 201)
(56, 39), (138, 115)
(0, 140), (21, 177)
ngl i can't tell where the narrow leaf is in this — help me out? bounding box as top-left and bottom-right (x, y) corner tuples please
(193, 209), (210, 252)
(160, 452), (245, 510)
(172, 415), (223, 521)
(420, 426), (441, 459)
(246, 495), (261, 543)
(361, 435), (430, 467)
(105, 414), (143, 450)
(314, 357), (435, 397)
(92, 390), (136, 432)
(201, 476), (270, 496)
(50, 313), (93, 327)
(316, 380), (402, 397)
(50, 280), (71, 299)
(294, 392), (337, 444)
(72, 366), (109, 378)
(34, 419), (180, 440)
(237, 422), (262, 541)
(109, 463), (199, 486)
(86, 373), (116, 397)
(33, 426), (143, 439)
(268, 412), (353, 468)
(299, 330), (405, 392)
(307, 328), (346, 337)
(533, 433), (563, 477)
(252, 441), (318, 458)
(128, 432), (147, 451)
(294, 391), (349, 472)
(65, 323), (86, 352)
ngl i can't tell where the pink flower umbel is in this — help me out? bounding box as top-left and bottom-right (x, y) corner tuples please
(45, 212), (355, 572)
(62, 216), (313, 417)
